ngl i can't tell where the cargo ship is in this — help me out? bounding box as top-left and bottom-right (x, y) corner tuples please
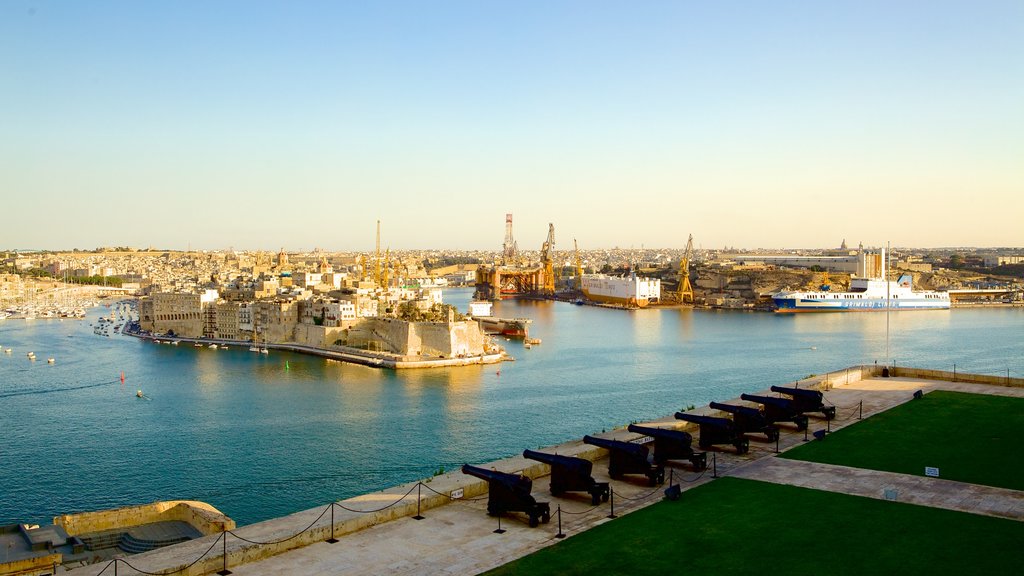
(772, 249), (950, 313)
(581, 272), (661, 308)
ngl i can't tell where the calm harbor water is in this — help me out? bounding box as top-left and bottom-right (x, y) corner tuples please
(2, 289), (1022, 526)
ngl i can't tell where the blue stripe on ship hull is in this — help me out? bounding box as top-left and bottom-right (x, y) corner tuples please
(773, 297), (948, 312)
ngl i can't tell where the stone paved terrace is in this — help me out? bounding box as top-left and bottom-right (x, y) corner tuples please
(59, 370), (1024, 575)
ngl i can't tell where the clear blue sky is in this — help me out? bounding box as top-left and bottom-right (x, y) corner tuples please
(2, 1), (1021, 251)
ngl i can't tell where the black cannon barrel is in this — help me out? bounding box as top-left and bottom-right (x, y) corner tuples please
(582, 434), (647, 458)
(627, 424), (707, 470)
(461, 464), (550, 527)
(627, 424), (693, 444)
(674, 412), (734, 428)
(770, 385), (824, 401)
(583, 435), (664, 486)
(674, 412), (749, 454)
(709, 401), (762, 417)
(740, 393), (795, 409)
(461, 464), (533, 492)
(522, 450), (608, 504)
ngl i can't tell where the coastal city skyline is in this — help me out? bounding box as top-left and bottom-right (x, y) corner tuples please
(4, 1), (1022, 251)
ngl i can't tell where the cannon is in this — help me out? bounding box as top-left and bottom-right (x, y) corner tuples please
(626, 424), (707, 470)
(740, 393), (810, 430)
(709, 401), (780, 441)
(522, 450), (610, 504)
(674, 412), (750, 454)
(582, 435), (665, 486)
(461, 464), (550, 527)
(770, 385), (836, 420)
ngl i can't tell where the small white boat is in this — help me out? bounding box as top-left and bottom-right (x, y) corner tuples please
(260, 348), (269, 354)
(194, 343), (202, 348)
(136, 390), (144, 398)
(47, 358), (55, 364)
(249, 346), (259, 352)
(208, 344), (218, 349)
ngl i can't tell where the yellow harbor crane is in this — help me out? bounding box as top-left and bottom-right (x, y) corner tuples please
(676, 234), (694, 304)
(540, 223), (556, 294)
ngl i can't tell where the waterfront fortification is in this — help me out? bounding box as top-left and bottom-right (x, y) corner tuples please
(30, 365), (1022, 576)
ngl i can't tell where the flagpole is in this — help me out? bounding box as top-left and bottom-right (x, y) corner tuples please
(885, 241), (890, 367)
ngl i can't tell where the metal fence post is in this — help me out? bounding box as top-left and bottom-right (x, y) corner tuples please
(217, 529), (232, 575)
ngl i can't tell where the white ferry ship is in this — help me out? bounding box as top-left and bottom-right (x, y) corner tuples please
(581, 272), (661, 308)
(773, 249), (949, 313)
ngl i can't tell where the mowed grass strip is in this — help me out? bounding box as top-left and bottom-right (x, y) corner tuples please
(484, 477), (1024, 576)
(783, 390), (1024, 490)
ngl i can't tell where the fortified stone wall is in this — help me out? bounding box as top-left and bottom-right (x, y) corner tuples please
(291, 324), (346, 349)
(341, 319), (486, 357)
(54, 500), (234, 537)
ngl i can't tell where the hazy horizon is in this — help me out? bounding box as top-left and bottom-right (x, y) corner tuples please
(3, 1), (1022, 251)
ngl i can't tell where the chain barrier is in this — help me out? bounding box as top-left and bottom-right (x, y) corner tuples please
(611, 483), (665, 502)
(557, 501), (602, 515)
(228, 502), (333, 546)
(420, 480), (491, 502)
(332, 482), (421, 514)
(674, 465), (709, 484)
(114, 531), (224, 576)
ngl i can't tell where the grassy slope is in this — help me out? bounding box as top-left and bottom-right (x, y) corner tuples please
(783, 390), (1024, 490)
(485, 477), (1024, 576)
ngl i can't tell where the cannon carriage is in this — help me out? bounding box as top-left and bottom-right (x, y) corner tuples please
(708, 401), (780, 441)
(522, 449), (610, 504)
(626, 424), (707, 470)
(739, 393), (810, 430)
(582, 435), (665, 486)
(674, 412), (750, 454)
(461, 464), (551, 527)
(770, 385), (836, 420)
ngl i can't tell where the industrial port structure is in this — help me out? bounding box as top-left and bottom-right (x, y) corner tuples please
(473, 215), (559, 301)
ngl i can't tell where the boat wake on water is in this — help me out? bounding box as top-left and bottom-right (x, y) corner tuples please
(0, 379), (121, 398)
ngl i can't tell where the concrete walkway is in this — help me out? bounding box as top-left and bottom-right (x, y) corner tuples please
(729, 458), (1024, 521)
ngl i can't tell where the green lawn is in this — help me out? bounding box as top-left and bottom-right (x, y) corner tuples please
(484, 477), (1024, 576)
(782, 390), (1024, 490)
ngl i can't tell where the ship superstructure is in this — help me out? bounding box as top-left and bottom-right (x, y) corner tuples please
(772, 249), (949, 313)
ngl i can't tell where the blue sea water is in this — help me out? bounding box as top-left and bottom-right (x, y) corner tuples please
(1, 290), (1021, 526)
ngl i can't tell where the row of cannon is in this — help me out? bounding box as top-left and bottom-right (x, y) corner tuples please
(461, 385), (836, 527)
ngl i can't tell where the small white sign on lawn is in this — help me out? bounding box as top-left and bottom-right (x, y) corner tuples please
(925, 467), (940, 477)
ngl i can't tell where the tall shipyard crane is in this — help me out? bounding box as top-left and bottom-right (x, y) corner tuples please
(676, 234), (695, 304)
(501, 213), (518, 265)
(540, 223), (556, 294)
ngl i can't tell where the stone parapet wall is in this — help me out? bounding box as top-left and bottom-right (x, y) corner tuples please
(54, 500), (234, 538)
